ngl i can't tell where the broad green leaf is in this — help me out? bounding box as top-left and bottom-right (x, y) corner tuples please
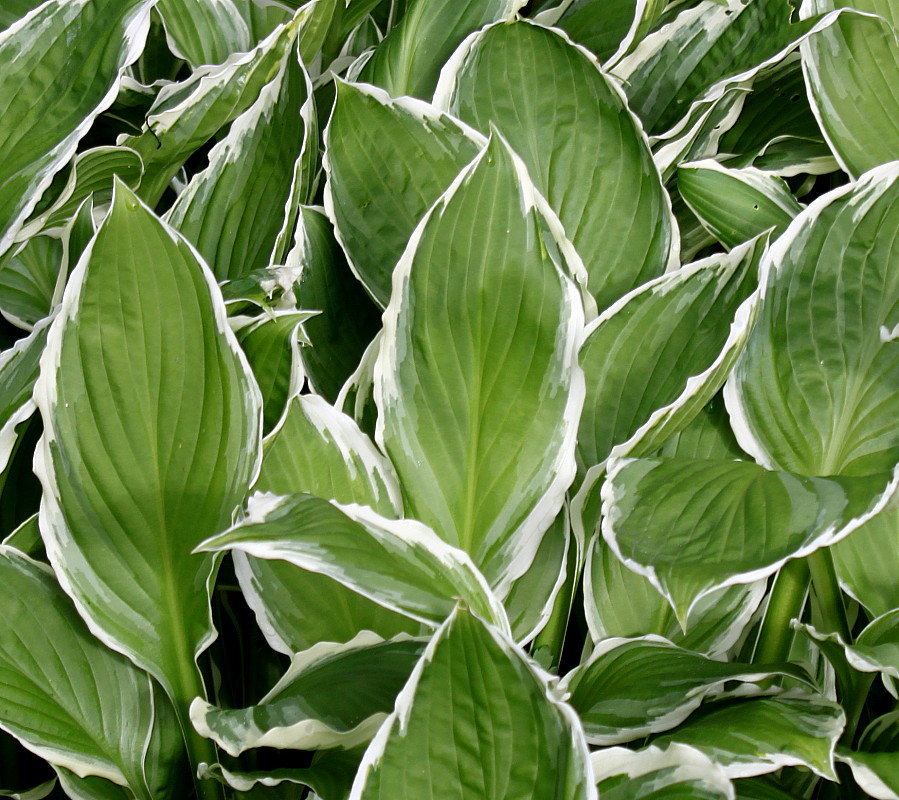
(0, 235), (62, 328)
(1, 514), (43, 561)
(0, 0), (153, 256)
(324, 80), (483, 307)
(198, 749), (361, 799)
(166, 46), (315, 282)
(0, 318), (49, 477)
(121, 11), (304, 206)
(656, 393), (748, 462)
(575, 235), (762, 477)
(338, 331), (380, 439)
(349, 607), (596, 800)
(591, 744), (735, 800)
(653, 692), (844, 779)
(726, 163), (899, 476)
(191, 634), (424, 756)
(435, 18), (674, 311)
(0, 1), (43, 31)
(33, 182), (262, 710)
(20, 147), (143, 239)
(832, 507), (899, 617)
(747, 136), (838, 177)
(236, 311), (313, 433)
(610, 0), (809, 135)
(800, 1), (899, 178)
(238, 1), (293, 46)
(199, 492), (509, 631)
(584, 535), (765, 658)
(357, 0), (525, 100)
(734, 777), (801, 800)
(564, 636), (811, 744)
(157, 0), (251, 68)
(53, 771), (133, 800)
(289, 207), (381, 403)
(239, 393), (415, 653)
(678, 161), (801, 249)
(602, 456), (898, 624)
(0, 547), (185, 799)
(375, 135), (585, 594)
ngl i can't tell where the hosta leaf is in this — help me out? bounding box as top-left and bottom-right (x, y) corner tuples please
(236, 311), (313, 433)
(591, 744), (736, 800)
(1, 514), (43, 561)
(653, 692), (844, 779)
(602, 456), (898, 624)
(338, 331), (380, 439)
(563, 636), (811, 745)
(800, 1), (899, 178)
(166, 46), (315, 282)
(747, 135), (838, 177)
(375, 135), (585, 594)
(548, 0), (661, 64)
(198, 749), (360, 799)
(678, 161), (801, 249)
(726, 163), (899, 476)
(0, 235), (62, 329)
(290, 206), (381, 403)
(357, 0), (525, 100)
(800, 611), (899, 682)
(575, 234), (762, 477)
(656, 393), (748, 462)
(33, 182), (262, 708)
(53, 772), (133, 800)
(0, 1), (43, 32)
(0, 778), (55, 800)
(838, 712), (899, 800)
(610, 0), (808, 135)
(349, 607), (596, 800)
(239, 393), (415, 653)
(0, 547), (185, 799)
(584, 535), (765, 658)
(733, 777), (800, 800)
(157, 0), (251, 68)
(20, 147), (143, 239)
(191, 634), (424, 756)
(503, 508), (571, 644)
(0, 0), (152, 256)
(0, 318), (49, 477)
(832, 507), (899, 617)
(435, 18), (674, 311)
(199, 492), (509, 631)
(121, 11), (303, 206)
(324, 80), (483, 307)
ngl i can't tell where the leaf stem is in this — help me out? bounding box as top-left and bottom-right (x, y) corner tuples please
(753, 558), (809, 664)
(807, 549), (851, 641)
(172, 665), (225, 800)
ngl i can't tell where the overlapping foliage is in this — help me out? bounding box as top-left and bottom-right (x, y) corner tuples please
(1, 0), (898, 798)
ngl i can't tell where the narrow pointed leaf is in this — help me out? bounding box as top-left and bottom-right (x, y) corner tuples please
(357, 0), (525, 100)
(191, 634), (424, 756)
(800, 1), (899, 178)
(157, 0), (251, 68)
(564, 636), (811, 745)
(602, 456), (898, 623)
(290, 206), (381, 402)
(236, 311), (313, 433)
(166, 47), (315, 282)
(121, 12), (303, 206)
(611, 0), (810, 135)
(33, 182), (262, 706)
(653, 692), (844, 780)
(349, 608), (596, 800)
(0, 0), (152, 256)
(0, 319), (49, 477)
(239, 394), (415, 653)
(727, 164), (899, 476)
(584, 535), (765, 658)
(435, 18), (674, 310)
(576, 235), (762, 477)
(678, 161), (801, 249)
(324, 80), (483, 307)
(591, 744), (736, 800)
(375, 135), (585, 593)
(0, 547), (184, 799)
(199, 492), (509, 631)
(800, 612), (899, 682)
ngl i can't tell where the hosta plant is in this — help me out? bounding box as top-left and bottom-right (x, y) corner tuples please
(2, 0), (899, 798)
